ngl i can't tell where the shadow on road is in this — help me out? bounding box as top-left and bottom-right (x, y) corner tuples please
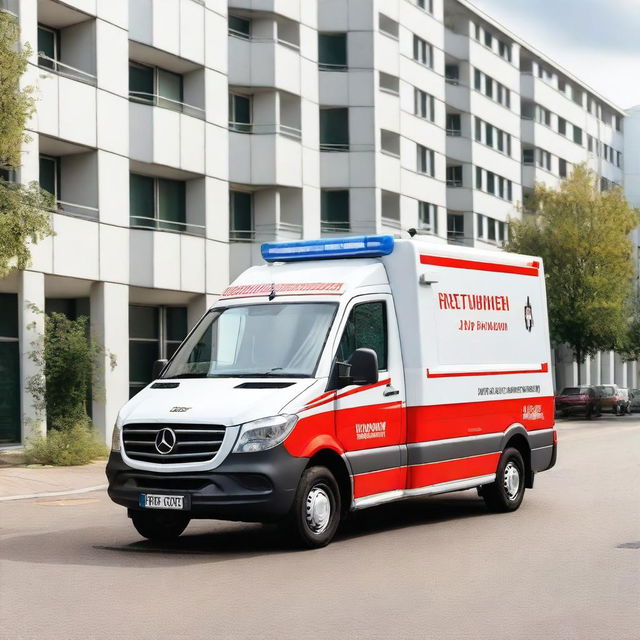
(1, 492), (489, 567)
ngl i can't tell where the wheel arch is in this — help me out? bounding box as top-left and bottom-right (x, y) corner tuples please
(306, 449), (353, 515)
(501, 424), (533, 489)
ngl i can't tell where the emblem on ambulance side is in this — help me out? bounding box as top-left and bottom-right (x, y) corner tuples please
(524, 297), (533, 332)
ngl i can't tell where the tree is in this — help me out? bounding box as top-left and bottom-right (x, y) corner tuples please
(507, 164), (639, 381)
(0, 11), (53, 277)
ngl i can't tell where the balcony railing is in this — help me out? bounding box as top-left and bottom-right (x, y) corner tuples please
(130, 215), (206, 236)
(446, 128), (462, 137)
(129, 92), (205, 120)
(320, 221), (350, 234)
(319, 142), (350, 152)
(52, 200), (99, 221)
(319, 62), (348, 72)
(381, 216), (402, 230)
(228, 32), (300, 51)
(228, 122), (302, 139)
(230, 222), (303, 243)
(38, 53), (97, 86)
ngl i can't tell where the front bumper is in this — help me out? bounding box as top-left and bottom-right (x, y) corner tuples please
(106, 446), (308, 523)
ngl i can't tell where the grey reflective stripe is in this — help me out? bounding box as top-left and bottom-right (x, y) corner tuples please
(407, 433), (502, 466)
(528, 428), (554, 448)
(345, 445), (403, 475)
(531, 444), (553, 472)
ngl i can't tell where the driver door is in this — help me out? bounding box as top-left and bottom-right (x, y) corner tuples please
(334, 294), (407, 503)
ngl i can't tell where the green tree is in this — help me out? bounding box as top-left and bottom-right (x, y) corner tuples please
(27, 311), (105, 430)
(0, 11), (53, 277)
(507, 164), (639, 380)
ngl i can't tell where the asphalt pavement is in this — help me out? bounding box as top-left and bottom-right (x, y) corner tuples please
(1, 415), (638, 640)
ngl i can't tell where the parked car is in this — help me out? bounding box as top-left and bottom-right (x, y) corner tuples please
(555, 386), (599, 418)
(629, 389), (640, 413)
(594, 384), (623, 415)
(616, 388), (631, 415)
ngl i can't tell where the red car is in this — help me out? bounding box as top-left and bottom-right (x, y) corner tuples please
(555, 386), (599, 418)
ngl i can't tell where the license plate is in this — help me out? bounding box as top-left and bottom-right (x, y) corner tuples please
(139, 493), (187, 510)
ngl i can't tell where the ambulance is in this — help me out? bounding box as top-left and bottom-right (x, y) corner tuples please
(107, 235), (557, 548)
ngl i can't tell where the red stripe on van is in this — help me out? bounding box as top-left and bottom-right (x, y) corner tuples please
(420, 254), (539, 277)
(353, 467), (406, 499)
(426, 363), (549, 378)
(407, 396), (555, 442)
(407, 452), (501, 489)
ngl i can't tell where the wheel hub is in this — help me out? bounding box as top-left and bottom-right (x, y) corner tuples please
(305, 486), (331, 534)
(503, 461), (520, 500)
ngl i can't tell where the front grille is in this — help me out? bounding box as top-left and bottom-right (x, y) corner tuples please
(122, 423), (226, 464)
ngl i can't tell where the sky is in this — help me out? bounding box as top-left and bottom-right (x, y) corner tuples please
(467, 0), (640, 110)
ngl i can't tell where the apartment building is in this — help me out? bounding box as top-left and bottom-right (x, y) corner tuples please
(0, 0), (635, 448)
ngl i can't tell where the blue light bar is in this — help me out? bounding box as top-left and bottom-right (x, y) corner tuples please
(261, 235), (395, 262)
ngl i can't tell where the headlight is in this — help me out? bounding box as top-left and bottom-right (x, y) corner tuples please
(233, 415), (298, 453)
(111, 423), (121, 452)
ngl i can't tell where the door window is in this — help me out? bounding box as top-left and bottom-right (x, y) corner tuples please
(337, 301), (387, 370)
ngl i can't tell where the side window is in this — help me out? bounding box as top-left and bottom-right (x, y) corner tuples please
(337, 301), (388, 370)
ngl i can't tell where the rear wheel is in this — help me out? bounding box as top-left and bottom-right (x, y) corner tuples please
(285, 466), (341, 549)
(131, 510), (190, 542)
(483, 448), (526, 513)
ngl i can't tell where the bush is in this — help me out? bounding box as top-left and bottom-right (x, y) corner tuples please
(24, 419), (108, 466)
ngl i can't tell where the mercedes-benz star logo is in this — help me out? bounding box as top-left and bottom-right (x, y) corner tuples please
(154, 427), (177, 455)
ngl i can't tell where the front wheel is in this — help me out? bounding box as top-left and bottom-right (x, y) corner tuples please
(482, 448), (526, 513)
(131, 510), (190, 542)
(285, 466), (341, 549)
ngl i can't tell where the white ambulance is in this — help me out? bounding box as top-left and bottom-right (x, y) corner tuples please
(107, 235), (557, 548)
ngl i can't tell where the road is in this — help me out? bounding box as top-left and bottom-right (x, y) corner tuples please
(1, 416), (639, 640)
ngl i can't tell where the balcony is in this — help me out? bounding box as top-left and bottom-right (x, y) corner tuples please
(228, 34), (301, 95)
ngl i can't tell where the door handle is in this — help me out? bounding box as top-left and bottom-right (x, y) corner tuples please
(383, 384), (399, 397)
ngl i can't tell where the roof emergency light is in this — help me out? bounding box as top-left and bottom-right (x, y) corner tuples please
(261, 235), (394, 262)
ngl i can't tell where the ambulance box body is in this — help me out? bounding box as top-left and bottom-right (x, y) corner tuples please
(107, 236), (556, 547)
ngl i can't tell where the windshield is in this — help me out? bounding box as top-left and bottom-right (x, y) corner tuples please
(162, 302), (337, 379)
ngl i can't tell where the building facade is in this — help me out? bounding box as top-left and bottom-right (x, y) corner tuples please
(0, 0), (635, 448)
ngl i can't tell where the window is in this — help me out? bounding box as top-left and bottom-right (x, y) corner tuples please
(536, 148), (551, 171)
(129, 63), (185, 113)
(418, 201), (437, 233)
(379, 72), (399, 95)
(229, 92), (252, 132)
(484, 30), (492, 48)
(573, 125), (583, 145)
(413, 35), (433, 68)
(498, 40), (511, 62)
(475, 117), (482, 141)
(417, 145), (435, 176)
(446, 165), (463, 187)
(414, 88), (435, 121)
(558, 117), (567, 136)
(588, 135), (594, 153)
(445, 64), (459, 85)
(523, 149), (534, 165)
(229, 15), (250, 39)
(617, 151), (622, 168)
(229, 190), (253, 241)
(416, 0), (433, 12)
(474, 69), (482, 91)
(475, 165), (482, 189)
(477, 167), (512, 201)
(447, 213), (464, 242)
(536, 105), (551, 126)
(37, 25), (58, 70)
(130, 174), (186, 232)
(321, 189), (350, 233)
(319, 33), (347, 70)
(39, 155), (59, 200)
(381, 129), (400, 157)
(379, 14), (399, 39)
(337, 302), (388, 371)
(446, 113), (461, 136)
(0, 293), (20, 444)
(320, 108), (349, 151)
(485, 77), (493, 99)
(129, 305), (187, 397)
(559, 158), (568, 178)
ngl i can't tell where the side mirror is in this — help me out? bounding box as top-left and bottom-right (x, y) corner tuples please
(349, 348), (378, 386)
(152, 359), (168, 380)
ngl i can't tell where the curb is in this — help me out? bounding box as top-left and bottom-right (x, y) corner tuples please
(0, 484), (108, 502)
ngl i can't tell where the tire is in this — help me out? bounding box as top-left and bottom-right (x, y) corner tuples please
(285, 466), (341, 549)
(482, 447), (526, 513)
(131, 510), (190, 542)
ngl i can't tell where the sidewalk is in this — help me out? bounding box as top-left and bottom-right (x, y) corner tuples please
(0, 460), (107, 501)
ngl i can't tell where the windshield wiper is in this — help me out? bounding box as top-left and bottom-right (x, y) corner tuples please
(163, 373), (207, 379)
